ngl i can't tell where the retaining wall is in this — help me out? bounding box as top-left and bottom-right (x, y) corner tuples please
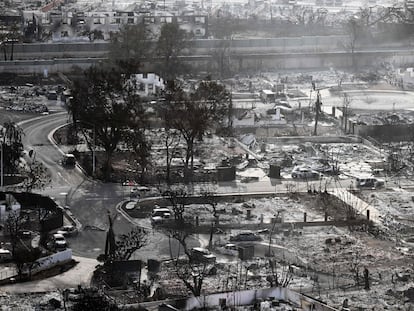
(23, 248), (72, 275)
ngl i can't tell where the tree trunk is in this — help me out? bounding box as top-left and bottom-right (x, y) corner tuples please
(184, 143), (191, 183)
(10, 42), (14, 61)
(104, 150), (113, 181)
(166, 139), (171, 184)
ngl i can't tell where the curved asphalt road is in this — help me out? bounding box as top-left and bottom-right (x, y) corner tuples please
(18, 112), (184, 261)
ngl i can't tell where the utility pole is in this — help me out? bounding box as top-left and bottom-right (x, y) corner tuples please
(313, 91), (322, 136)
(0, 140), (3, 190)
(0, 126), (5, 190)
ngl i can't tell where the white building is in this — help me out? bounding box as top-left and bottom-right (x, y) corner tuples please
(397, 67), (414, 89)
(130, 73), (165, 96)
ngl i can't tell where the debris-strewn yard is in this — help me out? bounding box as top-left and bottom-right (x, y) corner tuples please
(135, 191), (414, 309)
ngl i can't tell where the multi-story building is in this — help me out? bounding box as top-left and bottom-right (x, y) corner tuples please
(0, 9), (23, 36)
(21, 6), (208, 41)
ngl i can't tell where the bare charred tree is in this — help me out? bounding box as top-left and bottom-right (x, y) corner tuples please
(266, 259), (293, 288)
(4, 210), (42, 280)
(342, 17), (363, 70)
(342, 93), (353, 133)
(349, 250), (362, 287)
(358, 5), (409, 26)
(115, 227), (148, 261)
(313, 91), (322, 136)
(164, 128), (181, 185)
(101, 212), (148, 262)
(334, 70), (348, 89)
(201, 190), (219, 249)
(165, 229), (210, 296)
(5, 211), (23, 255)
(210, 40), (232, 79)
(162, 187), (189, 223)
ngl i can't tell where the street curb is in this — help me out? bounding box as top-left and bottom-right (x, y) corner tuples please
(116, 200), (152, 230)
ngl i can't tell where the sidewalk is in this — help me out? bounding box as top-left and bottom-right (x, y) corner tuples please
(0, 256), (97, 293)
(330, 189), (381, 224)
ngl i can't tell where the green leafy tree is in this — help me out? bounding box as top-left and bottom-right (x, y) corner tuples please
(162, 79), (231, 181)
(108, 23), (152, 74)
(13, 246), (42, 280)
(124, 99), (151, 183)
(156, 22), (189, 79)
(68, 66), (147, 181)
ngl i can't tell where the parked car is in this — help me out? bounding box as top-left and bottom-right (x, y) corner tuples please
(190, 247), (216, 263)
(52, 233), (67, 250)
(130, 186), (151, 198)
(355, 177), (384, 189)
(18, 230), (33, 239)
(0, 249), (12, 262)
(151, 207), (172, 225)
(57, 225), (78, 237)
(230, 232), (262, 242)
(291, 166), (322, 179)
(62, 154), (76, 167)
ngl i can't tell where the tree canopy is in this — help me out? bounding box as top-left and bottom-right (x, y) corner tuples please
(156, 22), (189, 79)
(108, 22), (153, 74)
(162, 79), (231, 181)
(68, 66), (148, 181)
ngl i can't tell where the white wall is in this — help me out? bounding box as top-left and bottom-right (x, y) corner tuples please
(185, 287), (339, 310)
(23, 249), (72, 275)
